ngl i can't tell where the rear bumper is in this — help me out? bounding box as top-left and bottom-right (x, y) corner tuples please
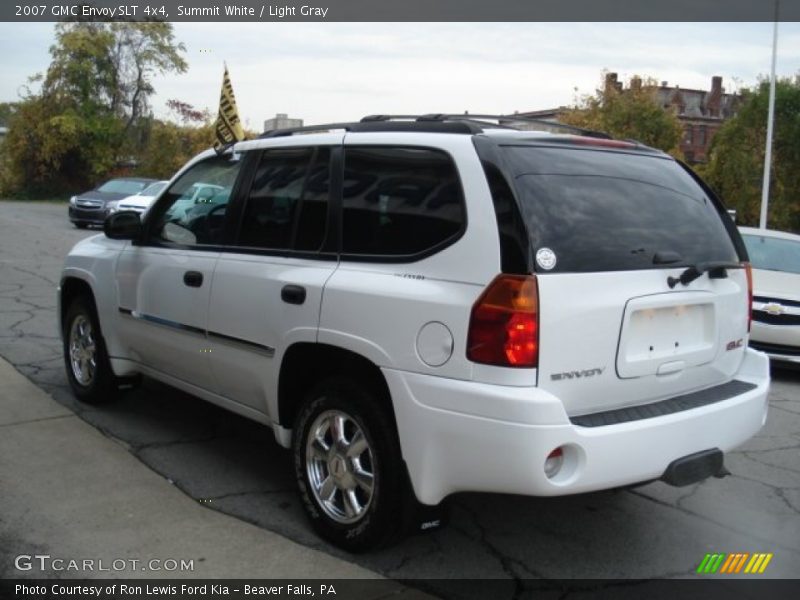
(386, 348), (770, 505)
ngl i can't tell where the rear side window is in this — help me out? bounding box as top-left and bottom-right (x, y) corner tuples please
(342, 146), (465, 257)
(501, 146), (738, 273)
(237, 147), (330, 252)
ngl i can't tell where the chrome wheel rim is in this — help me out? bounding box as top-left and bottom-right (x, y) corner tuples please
(69, 314), (96, 386)
(306, 409), (375, 524)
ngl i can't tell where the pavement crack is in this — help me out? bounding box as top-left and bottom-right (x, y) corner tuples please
(131, 432), (233, 453)
(384, 534), (443, 576)
(450, 500), (545, 592)
(674, 482), (703, 511)
(770, 404), (800, 417)
(0, 413), (73, 428)
(773, 487), (800, 517)
(11, 264), (58, 286)
(739, 451), (800, 475)
(202, 489), (295, 501)
(628, 488), (800, 553)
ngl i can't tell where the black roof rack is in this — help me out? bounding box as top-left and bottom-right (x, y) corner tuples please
(259, 119), (482, 138)
(258, 113), (611, 140)
(359, 114), (610, 139)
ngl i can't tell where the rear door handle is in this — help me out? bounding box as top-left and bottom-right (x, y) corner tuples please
(281, 284), (306, 305)
(183, 271), (203, 288)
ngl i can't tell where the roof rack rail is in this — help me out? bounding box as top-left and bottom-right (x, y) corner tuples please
(260, 118), (483, 138)
(258, 114), (611, 140)
(424, 114), (611, 140)
(259, 122), (356, 138)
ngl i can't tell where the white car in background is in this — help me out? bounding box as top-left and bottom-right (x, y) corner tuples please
(113, 180), (169, 215)
(740, 226), (800, 365)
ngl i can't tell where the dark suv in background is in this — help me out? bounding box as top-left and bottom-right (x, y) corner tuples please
(68, 177), (156, 228)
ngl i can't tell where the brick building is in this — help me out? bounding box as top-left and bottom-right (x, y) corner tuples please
(652, 74), (739, 163)
(512, 73), (740, 164)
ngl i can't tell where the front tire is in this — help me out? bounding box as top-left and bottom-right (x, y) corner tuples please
(63, 295), (119, 404)
(293, 377), (408, 552)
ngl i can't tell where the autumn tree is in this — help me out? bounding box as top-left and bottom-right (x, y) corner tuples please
(703, 77), (800, 232)
(136, 99), (215, 178)
(1, 22), (186, 195)
(561, 73), (684, 157)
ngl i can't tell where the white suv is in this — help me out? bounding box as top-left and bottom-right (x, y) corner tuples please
(59, 115), (770, 551)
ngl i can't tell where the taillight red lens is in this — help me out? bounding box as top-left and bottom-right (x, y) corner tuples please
(467, 274), (539, 368)
(744, 262), (753, 332)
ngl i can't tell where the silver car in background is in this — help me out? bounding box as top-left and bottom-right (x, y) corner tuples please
(114, 180), (169, 216)
(740, 226), (800, 365)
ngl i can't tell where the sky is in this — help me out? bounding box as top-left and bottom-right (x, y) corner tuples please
(1, 22), (799, 130)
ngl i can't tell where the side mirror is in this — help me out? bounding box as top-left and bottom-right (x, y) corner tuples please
(104, 211), (142, 240)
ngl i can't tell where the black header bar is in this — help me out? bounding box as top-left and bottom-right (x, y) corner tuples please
(3, 0), (799, 22)
(4, 578), (800, 600)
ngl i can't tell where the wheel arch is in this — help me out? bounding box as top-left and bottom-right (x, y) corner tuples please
(59, 276), (96, 334)
(277, 343), (396, 434)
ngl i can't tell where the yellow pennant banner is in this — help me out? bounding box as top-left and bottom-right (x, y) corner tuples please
(213, 65), (245, 153)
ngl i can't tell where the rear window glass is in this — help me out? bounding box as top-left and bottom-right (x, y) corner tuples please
(501, 146), (738, 273)
(741, 233), (800, 274)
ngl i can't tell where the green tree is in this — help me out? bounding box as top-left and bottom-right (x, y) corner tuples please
(136, 100), (215, 179)
(561, 73), (684, 157)
(704, 77), (800, 232)
(0, 102), (17, 126)
(1, 22), (186, 196)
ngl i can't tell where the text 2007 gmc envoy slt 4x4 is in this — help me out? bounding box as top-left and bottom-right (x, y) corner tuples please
(59, 115), (770, 551)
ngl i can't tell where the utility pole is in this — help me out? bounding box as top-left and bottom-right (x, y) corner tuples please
(759, 2), (779, 230)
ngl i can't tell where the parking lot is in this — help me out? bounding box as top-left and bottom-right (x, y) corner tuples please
(1, 200), (798, 591)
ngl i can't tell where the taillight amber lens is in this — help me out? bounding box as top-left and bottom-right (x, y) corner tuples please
(467, 275), (539, 368)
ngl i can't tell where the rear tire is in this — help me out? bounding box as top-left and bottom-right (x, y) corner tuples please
(293, 377), (410, 552)
(63, 295), (121, 404)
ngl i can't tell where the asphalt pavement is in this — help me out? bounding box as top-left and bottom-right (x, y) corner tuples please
(1, 201), (799, 595)
(0, 356), (410, 587)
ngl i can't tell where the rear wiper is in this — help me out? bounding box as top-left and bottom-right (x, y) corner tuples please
(667, 261), (743, 289)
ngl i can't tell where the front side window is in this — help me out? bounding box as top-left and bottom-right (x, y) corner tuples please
(236, 147), (330, 252)
(341, 146), (465, 257)
(150, 155), (242, 246)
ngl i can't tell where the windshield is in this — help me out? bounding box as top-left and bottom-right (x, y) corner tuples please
(140, 181), (167, 197)
(97, 179), (149, 195)
(741, 233), (800, 275)
(501, 146), (738, 273)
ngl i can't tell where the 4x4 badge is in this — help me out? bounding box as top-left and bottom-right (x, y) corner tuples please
(536, 247), (557, 270)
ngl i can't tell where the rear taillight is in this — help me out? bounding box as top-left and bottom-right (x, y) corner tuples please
(467, 274), (539, 368)
(744, 262), (753, 332)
